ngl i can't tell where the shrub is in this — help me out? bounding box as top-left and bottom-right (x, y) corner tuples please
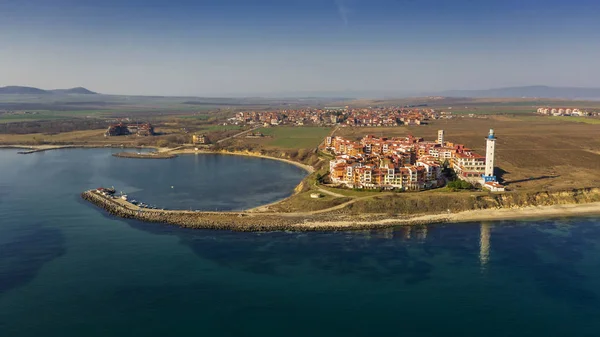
(447, 180), (473, 191)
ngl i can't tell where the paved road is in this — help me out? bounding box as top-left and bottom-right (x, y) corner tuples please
(315, 185), (345, 198)
(217, 126), (261, 144)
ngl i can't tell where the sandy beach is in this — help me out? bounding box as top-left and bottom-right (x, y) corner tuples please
(299, 202), (600, 229)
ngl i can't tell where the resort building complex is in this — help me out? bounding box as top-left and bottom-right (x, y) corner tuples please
(326, 129), (504, 191)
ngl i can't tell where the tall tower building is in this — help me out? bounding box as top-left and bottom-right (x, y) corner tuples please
(484, 129), (496, 179)
(437, 130), (444, 144)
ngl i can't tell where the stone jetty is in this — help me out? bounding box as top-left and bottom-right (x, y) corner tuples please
(80, 190), (422, 232)
(81, 188), (600, 232)
(112, 152), (177, 159)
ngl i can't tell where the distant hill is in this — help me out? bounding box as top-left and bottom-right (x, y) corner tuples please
(49, 87), (97, 95)
(0, 86), (51, 95)
(438, 86), (600, 99)
(0, 86), (97, 95)
(231, 86), (600, 100)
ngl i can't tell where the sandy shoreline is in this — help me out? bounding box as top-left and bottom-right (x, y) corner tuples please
(1, 144), (151, 153)
(169, 149), (315, 173)
(300, 202), (600, 229)
(3, 144), (315, 173)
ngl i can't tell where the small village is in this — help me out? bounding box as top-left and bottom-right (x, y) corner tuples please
(325, 129), (504, 192)
(535, 107), (595, 116)
(232, 106), (440, 127)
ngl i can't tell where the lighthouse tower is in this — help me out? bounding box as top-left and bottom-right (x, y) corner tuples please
(484, 129), (496, 181)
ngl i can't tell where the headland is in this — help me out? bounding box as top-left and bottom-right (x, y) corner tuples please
(81, 186), (600, 231)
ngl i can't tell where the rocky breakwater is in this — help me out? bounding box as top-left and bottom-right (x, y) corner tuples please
(81, 190), (398, 231)
(113, 152), (177, 159)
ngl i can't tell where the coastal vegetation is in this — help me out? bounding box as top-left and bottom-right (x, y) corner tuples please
(446, 180), (474, 191)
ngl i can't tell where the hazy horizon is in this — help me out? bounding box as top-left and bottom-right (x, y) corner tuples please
(1, 0), (600, 96)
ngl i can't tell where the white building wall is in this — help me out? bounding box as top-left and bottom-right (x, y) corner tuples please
(485, 129), (496, 177)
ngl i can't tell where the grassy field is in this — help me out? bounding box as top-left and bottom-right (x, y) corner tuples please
(547, 116), (600, 124)
(446, 108), (534, 115)
(336, 115), (600, 191)
(318, 185), (385, 197)
(0, 114), (69, 123)
(267, 192), (351, 212)
(0, 109), (137, 123)
(0, 129), (108, 144)
(256, 126), (332, 149)
(196, 125), (242, 131)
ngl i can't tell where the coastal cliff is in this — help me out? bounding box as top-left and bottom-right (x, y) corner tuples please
(346, 188), (600, 215)
(478, 188), (600, 208)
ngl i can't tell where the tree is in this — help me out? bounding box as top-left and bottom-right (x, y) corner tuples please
(315, 173), (323, 184)
(447, 180), (473, 191)
(157, 139), (170, 148)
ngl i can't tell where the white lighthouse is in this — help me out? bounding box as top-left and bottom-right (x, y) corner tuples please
(484, 129), (496, 179)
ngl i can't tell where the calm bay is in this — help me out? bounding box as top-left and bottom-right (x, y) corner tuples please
(1, 148), (599, 336)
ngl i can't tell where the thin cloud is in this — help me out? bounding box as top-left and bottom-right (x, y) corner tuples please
(334, 0), (349, 26)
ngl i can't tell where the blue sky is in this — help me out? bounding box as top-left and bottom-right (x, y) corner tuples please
(1, 0), (599, 96)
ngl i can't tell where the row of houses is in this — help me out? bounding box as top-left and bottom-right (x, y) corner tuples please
(325, 131), (489, 191)
(536, 107), (585, 116)
(233, 106), (440, 127)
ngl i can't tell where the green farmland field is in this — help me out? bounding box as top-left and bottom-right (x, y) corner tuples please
(446, 108), (534, 115)
(548, 116), (600, 124)
(258, 126), (332, 149)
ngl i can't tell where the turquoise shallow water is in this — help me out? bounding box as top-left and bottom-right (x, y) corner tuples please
(1, 149), (600, 337)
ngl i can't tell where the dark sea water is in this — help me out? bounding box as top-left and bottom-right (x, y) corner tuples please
(1, 149), (600, 337)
